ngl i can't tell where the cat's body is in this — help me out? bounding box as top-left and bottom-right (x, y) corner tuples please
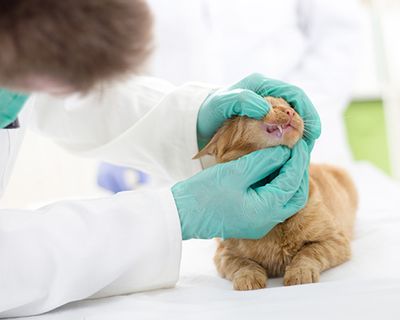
(195, 97), (358, 290)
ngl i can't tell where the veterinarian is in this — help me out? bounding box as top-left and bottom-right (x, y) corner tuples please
(0, 0), (320, 317)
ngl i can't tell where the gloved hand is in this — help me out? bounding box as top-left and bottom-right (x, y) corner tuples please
(197, 78), (271, 149)
(197, 73), (321, 150)
(172, 140), (310, 240)
(0, 88), (29, 128)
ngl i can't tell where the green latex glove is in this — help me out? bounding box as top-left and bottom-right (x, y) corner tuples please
(197, 73), (321, 151)
(0, 88), (30, 128)
(172, 140), (310, 240)
(197, 84), (271, 149)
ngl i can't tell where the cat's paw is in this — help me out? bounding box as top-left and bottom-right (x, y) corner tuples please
(232, 270), (267, 291)
(283, 266), (320, 286)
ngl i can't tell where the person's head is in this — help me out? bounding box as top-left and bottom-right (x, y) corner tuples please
(0, 0), (153, 94)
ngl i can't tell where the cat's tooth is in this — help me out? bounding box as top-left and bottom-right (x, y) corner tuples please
(278, 126), (283, 134)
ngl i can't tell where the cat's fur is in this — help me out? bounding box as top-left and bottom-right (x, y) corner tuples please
(194, 97), (358, 290)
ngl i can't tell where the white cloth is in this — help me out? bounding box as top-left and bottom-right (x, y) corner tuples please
(0, 77), (213, 318)
(146, 0), (361, 163)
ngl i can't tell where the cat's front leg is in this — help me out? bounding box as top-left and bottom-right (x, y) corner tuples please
(232, 263), (268, 291)
(214, 247), (267, 291)
(283, 266), (320, 285)
(283, 233), (351, 286)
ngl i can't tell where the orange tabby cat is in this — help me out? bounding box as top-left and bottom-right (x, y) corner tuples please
(194, 97), (358, 290)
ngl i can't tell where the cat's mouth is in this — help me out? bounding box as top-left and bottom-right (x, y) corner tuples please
(265, 123), (295, 137)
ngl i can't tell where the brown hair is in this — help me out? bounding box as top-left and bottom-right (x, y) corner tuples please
(0, 0), (153, 92)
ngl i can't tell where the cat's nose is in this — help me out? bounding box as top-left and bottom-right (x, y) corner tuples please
(285, 108), (294, 126)
(286, 109), (294, 118)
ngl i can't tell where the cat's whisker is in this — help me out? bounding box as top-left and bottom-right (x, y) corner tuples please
(302, 119), (320, 122)
(299, 116), (320, 122)
(302, 122), (319, 128)
(301, 129), (314, 139)
(302, 123), (319, 127)
(301, 126), (318, 133)
(303, 128), (318, 133)
(302, 128), (314, 134)
(301, 119), (320, 124)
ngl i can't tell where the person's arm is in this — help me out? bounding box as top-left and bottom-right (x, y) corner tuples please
(0, 187), (181, 318)
(31, 76), (213, 181)
(32, 74), (273, 182)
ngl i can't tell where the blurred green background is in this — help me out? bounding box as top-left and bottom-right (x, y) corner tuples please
(345, 100), (391, 175)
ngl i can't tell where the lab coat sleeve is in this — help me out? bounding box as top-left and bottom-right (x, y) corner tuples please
(0, 187), (182, 318)
(31, 76), (214, 181)
(285, 0), (362, 110)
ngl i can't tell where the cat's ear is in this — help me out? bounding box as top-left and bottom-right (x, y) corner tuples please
(193, 136), (218, 159)
(193, 128), (225, 159)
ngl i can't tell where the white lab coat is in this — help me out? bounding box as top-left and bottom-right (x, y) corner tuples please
(0, 77), (214, 318)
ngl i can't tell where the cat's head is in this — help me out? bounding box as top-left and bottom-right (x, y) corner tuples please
(194, 97), (304, 163)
